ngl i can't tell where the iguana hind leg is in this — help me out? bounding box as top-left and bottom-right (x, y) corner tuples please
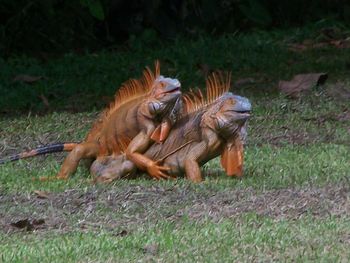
(184, 159), (202, 183)
(40, 142), (99, 181)
(57, 142), (99, 179)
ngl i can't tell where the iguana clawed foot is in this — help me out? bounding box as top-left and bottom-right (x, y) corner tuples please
(146, 160), (174, 180)
(90, 155), (174, 183)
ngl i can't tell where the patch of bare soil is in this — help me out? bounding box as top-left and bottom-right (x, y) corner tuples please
(1, 183), (349, 234)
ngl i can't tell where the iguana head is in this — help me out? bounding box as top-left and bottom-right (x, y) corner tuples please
(202, 92), (251, 135)
(144, 75), (182, 143)
(148, 75), (181, 120)
(211, 93), (251, 139)
(202, 92), (251, 177)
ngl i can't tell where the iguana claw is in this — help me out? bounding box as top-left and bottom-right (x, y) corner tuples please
(147, 160), (174, 180)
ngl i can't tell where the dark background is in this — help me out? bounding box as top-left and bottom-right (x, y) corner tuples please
(1, 0), (349, 55)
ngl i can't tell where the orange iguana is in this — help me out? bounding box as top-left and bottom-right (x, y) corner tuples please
(92, 73), (251, 183)
(0, 61), (182, 180)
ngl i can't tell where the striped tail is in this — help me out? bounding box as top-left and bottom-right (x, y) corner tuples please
(0, 143), (78, 164)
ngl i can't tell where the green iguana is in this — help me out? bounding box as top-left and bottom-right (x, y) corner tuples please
(91, 73), (251, 183)
(0, 61), (182, 180)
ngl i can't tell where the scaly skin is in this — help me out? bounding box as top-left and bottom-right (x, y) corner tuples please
(42, 61), (182, 181)
(92, 74), (252, 183)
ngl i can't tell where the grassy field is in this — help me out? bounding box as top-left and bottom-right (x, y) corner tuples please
(1, 22), (350, 262)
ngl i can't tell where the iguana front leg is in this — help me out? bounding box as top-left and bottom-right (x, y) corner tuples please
(184, 130), (220, 182)
(184, 141), (208, 182)
(125, 132), (172, 180)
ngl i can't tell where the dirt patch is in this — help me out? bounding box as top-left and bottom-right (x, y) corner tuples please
(1, 183), (349, 234)
(184, 184), (350, 221)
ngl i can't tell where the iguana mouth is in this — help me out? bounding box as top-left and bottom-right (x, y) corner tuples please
(163, 85), (181, 94)
(234, 111), (251, 120)
(157, 76), (181, 94)
(235, 110), (250, 116)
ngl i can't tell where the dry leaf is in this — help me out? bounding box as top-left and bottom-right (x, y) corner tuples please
(10, 218), (45, 231)
(279, 73), (328, 98)
(13, 74), (44, 84)
(10, 219), (32, 230)
(114, 230), (128, 237)
(34, 190), (50, 199)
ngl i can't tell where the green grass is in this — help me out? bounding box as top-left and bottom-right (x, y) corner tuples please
(1, 21), (350, 114)
(0, 143), (349, 193)
(1, 23), (350, 262)
(1, 216), (350, 262)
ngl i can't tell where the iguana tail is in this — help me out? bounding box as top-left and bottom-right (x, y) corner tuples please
(0, 143), (78, 164)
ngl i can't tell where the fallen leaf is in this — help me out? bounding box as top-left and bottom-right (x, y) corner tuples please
(114, 230), (128, 237)
(10, 218), (45, 231)
(278, 73), (328, 98)
(32, 219), (45, 225)
(34, 190), (50, 199)
(12, 75), (44, 84)
(11, 219), (32, 230)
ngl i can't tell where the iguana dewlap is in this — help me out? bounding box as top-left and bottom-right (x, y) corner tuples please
(92, 73), (252, 183)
